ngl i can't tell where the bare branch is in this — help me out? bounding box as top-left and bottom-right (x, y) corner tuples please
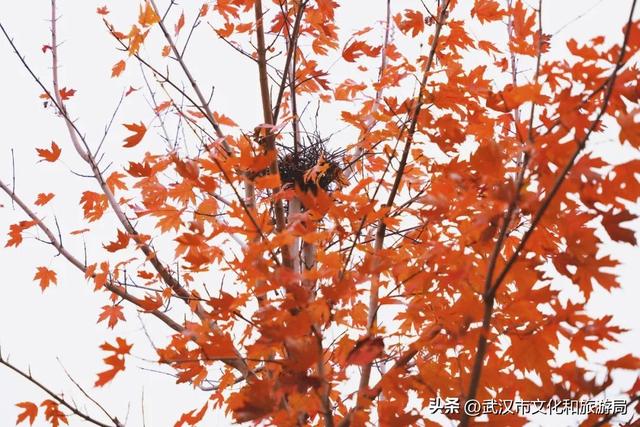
(0, 352), (121, 427)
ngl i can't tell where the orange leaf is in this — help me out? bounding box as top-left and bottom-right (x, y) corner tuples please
(334, 79), (367, 101)
(137, 270), (155, 280)
(106, 171), (128, 193)
(97, 305), (126, 329)
(601, 209), (637, 245)
(213, 112), (238, 127)
(194, 199), (218, 224)
(501, 83), (547, 109)
(201, 333), (238, 359)
(139, 294), (164, 311)
(228, 379), (277, 423)
(33, 266), (57, 291)
(152, 206), (183, 232)
(393, 10), (424, 37)
(69, 228), (90, 235)
(6, 220), (37, 248)
(303, 154), (330, 184)
(217, 22), (234, 38)
(80, 191), (108, 222)
(235, 22), (253, 33)
(86, 262), (110, 290)
(34, 193), (55, 206)
(96, 6), (109, 15)
(471, 0), (506, 24)
(138, 1), (160, 27)
(346, 336), (384, 366)
(478, 40), (501, 54)
(127, 25), (149, 56)
(154, 100), (172, 113)
(486, 90), (510, 112)
(15, 402), (38, 425)
(175, 404), (208, 427)
(111, 60), (126, 78)
(175, 12), (185, 36)
(618, 109), (640, 148)
(36, 142), (61, 162)
(215, 0), (242, 20)
(123, 122), (147, 148)
(605, 354), (640, 370)
(510, 0), (537, 55)
(40, 400), (67, 427)
(127, 161), (153, 177)
(95, 337), (132, 387)
(254, 173), (281, 189)
(104, 229), (131, 252)
(342, 40), (382, 62)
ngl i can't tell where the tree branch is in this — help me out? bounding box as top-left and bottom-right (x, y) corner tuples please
(0, 352), (121, 427)
(0, 178), (184, 332)
(459, 1), (638, 424)
(148, 0), (226, 142)
(353, 0), (450, 414)
(253, 0), (295, 269)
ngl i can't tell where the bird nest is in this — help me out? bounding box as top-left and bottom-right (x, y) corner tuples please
(277, 136), (346, 194)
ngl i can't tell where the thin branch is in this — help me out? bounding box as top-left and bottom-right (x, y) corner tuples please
(148, 0), (225, 142)
(253, 0), (294, 268)
(105, 26), (276, 264)
(0, 178), (183, 332)
(0, 352), (119, 427)
(271, 0), (308, 125)
(57, 359), (123, 427)
(353, 0), (450, 413)
(10, 148), (16, 209)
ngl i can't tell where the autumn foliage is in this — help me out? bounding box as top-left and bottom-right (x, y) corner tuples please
(1, 0), (640, 426)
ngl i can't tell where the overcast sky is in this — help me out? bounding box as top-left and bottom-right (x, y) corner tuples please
(0, 1), (638, 426)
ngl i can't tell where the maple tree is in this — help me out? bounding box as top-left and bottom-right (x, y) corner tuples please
(1, 0), (640, 426)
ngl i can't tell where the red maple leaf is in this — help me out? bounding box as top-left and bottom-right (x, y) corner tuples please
(33, 266), (57, 291)
(40, 400), (68, 427)
(97, 305), (126, 329)
(103, 229), (131, 252)
(342, 41), (382, 63)
(36, 142), (62, 162)
(123, 122), (147, 147)
(34, 193), (55, 206)
(95, 337), (133, 387)
(58, 87), (76, 101)
(15, 402), (38, 425)
(346, 336), (384, 366)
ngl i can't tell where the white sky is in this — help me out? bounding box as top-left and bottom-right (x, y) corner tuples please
(0, 0), (638, 426)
